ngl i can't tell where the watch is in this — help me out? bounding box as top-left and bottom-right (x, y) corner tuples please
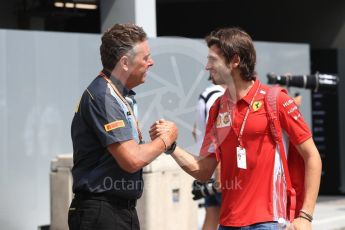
(165, 141), (177, 155)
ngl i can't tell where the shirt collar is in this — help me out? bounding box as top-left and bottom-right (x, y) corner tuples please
(220, 79), (260, 105)
(241, 79), (260, 105)
(102, 69), (136, 97)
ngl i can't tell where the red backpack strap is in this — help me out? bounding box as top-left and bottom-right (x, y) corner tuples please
(265, 86), (296, 222)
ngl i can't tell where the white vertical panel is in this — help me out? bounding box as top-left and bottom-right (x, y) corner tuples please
(0, 30), (8, 185)
(0, 30), (102, 230)
(33, 31), (78, 226)
(135, 0), (157, 37)
(100, 0), (157, 37)
(100, 0), (135, 32)
(3, 29), (39, 230)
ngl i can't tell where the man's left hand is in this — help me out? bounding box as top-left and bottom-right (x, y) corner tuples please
(288, 217), (311, 230)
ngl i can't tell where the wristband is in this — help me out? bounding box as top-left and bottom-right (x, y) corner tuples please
(299, 209), (313, 221)
(165, 141), (177, 155)
(298, 215), (312, 222)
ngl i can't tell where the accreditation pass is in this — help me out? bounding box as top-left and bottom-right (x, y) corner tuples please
(236, 146), (247, 169)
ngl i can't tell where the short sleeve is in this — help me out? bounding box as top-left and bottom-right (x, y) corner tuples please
(277, 91), (312, 145)
(80, 90), (134, 147)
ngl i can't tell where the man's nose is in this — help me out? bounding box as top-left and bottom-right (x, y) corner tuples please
(148, 58), (154, 67)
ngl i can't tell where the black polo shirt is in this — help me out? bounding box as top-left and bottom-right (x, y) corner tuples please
(71, 70), (143, 200)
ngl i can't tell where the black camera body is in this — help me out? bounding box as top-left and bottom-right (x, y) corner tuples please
(191, 179), (220, 200)
(267, 73), (339, 93)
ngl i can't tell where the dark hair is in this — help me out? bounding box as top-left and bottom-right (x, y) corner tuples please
(100, 23), (147, 70)
(205, 27), (256, 81)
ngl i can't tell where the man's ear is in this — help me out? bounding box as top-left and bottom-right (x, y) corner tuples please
(230, 54), (240, 68)
(119, 55), (129, 71)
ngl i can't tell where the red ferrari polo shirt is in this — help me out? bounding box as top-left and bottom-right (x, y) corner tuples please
(200, 80), (312, 226)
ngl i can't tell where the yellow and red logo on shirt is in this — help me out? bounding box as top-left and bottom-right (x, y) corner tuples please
(252, 101), (263, 112)
(104, 120), (125, 132)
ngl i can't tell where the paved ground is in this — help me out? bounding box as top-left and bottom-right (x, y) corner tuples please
(197, 196), (345, 230)
(313, 196), (345, 230)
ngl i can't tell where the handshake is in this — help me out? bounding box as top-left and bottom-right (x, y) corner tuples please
(149, 119), (178, 153)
